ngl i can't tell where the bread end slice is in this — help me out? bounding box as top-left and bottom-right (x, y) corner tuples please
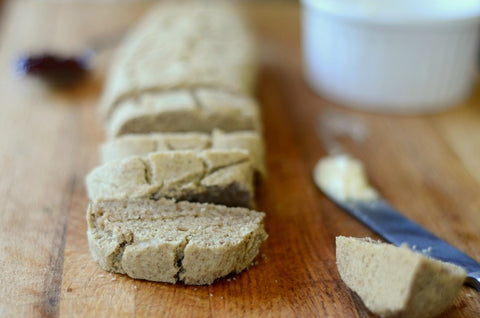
(336, 236), (466, 318)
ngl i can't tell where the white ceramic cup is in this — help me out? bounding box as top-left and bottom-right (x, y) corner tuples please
(301, 0), (480, 114)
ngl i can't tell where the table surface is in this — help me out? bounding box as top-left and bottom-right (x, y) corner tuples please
(1, 1), (480, 317)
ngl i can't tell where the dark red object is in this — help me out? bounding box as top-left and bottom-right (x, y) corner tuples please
(16, 52), (92, 86)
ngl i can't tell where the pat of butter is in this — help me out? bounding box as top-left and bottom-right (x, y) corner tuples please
(313, 154), (378, 202)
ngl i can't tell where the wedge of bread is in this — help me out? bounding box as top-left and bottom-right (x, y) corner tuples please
(100, 2), (260, 137)
(101, 129), (266, 178)
(336, 236), (466, 318)
(87, 199), (268, 285)
(86, 150), (255, 208)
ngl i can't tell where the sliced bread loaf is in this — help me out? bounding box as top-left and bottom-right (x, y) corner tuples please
(101, 129), (266, 178)
(87, 198), (268, 285)
(86, 149), (255, 208)
(336, 236), (466, 318)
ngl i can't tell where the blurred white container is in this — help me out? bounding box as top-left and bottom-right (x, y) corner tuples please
(301, 0), (480, 114)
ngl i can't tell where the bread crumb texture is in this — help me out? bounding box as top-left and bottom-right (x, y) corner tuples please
(336, 236), (466, 318)
(87, 199), (268, 285)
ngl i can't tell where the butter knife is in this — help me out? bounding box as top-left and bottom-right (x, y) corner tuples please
(314, 155), (480, 290)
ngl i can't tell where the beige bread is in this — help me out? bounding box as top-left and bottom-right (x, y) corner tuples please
(101, 2), (257, 118)
(87, 199), (268, 285)
(101, 129), (266, 178)
(100, 2), (260, 137)
(86, 150), (255, 208)
(106, 89), (261, 137)
(336, 236), (466, 318)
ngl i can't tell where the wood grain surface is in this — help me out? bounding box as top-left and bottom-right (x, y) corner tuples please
(1, 1), (480, 317)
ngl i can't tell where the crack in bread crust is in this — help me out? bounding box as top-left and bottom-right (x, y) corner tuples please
(174, 235), (191, 284)
(112, 235), (134, 273)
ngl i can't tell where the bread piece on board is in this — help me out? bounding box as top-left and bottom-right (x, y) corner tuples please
(100, 129), (266, 178)
(105, 89), (261, 137)
(100, 2), (260, 136)
(336, 236), (466, 318)
(87, 199), (268, 285)
(86, 150), (255, 208)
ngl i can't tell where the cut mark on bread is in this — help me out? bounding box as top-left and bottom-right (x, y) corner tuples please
(141, 158), (153, 186)
(112, 232), (134, 273)
(174, 235), (191, 284)
(202, 156), (249, 175)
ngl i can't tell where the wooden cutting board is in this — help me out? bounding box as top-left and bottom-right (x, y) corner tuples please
(1, 1), (480, 317)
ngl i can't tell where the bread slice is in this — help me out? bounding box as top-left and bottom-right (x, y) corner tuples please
(87, 199), (268, 285)
(336, 236), (466, 318)
(99, 2), (260, 136)
(86, 150), (255, 208)
(106, 89), (261, 138)
(101, 129), (266, 178)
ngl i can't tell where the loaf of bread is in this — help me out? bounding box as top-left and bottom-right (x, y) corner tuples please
(86, 1), (268, 286)
(336, 236), (466, 318)
(86, 150), (255, 208)
(100, 3), (260, 137)
(87, 199), (268, 285)
(101, 129), (266, 178)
